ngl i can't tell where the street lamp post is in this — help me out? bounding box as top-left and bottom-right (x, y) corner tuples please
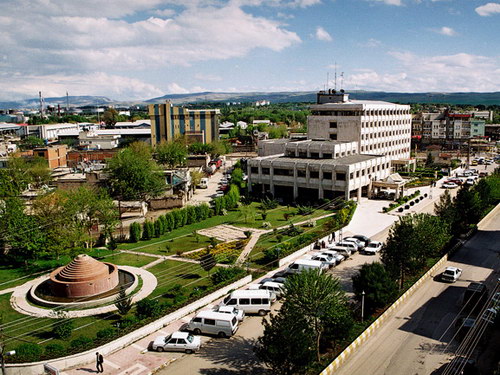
(361, 290), (365, 322)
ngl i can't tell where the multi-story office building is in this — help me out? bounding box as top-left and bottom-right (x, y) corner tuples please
(307, 90), (412, 160)
(248, 90), (412, 201)
(148, 102), (220, 146)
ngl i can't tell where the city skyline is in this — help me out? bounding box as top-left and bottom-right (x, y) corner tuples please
(1, 0), (499, 101)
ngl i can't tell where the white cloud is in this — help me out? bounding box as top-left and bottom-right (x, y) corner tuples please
(154, 8), (176, 17)
(368, 0), (403, 6)
(315, 26), (333, 41)
(475, 3), (500, 16)
(276, 12), (295, 19)
(194, 73), (223, 81)
(346, 52), (500, 92)
(0, 73), (164, 101)
(434, 26), (457, 36)
(166, 83), (190, 94)
(0, 3), (301, 92)
(359, 38), (382, 47)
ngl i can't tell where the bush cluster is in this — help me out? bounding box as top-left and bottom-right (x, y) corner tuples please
(212, 185), (240, 215)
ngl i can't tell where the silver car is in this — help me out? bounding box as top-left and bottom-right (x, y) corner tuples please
(152, 331), (201, 353)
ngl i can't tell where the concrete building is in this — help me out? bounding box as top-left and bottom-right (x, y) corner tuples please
(307, 90), (412, 160)
(79, 131), (121, 150)
(148, 102), (220, 146)
(247, 90), (412, 201)
(248, 139), (391, 200)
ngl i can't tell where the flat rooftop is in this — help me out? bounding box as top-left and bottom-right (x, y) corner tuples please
(253, 153), (384, 166)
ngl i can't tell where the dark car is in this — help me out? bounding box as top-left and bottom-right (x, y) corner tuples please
(352, 235), (371, 246)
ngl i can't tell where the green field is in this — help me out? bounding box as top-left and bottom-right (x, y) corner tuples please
(118, 233), (217, 256)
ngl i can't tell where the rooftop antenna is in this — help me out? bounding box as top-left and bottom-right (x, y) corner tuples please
(66, 91), (69, 112)
(334, 62), (337, 90)
(340, 72), (345, 90)
(326, 72), (330, 90)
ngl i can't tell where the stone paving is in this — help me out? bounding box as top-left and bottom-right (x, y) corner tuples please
(197, 224), (253, 242)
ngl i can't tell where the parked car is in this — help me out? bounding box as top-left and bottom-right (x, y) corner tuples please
(343, 237), (365, 251)
(465, 178), (475, 186)
(320, 250), (345, 264)
(259, 281), (286, 299)
(221, 289), (274, 315)
(441, 266), (462, 282)
(334, 241), (359, 253)
(446, 178), (463, 185)
(213, 305), (245, 322)
(219, 178), (228, 185)
(307, 253), (336, 268)
(442, 182), (458, 189)
(214, 192), (224, 198)
(327, 245), (352, 257)
(285, 259), (328, 275)
(351, 235), (371, 246)
(187, 310), (239, 338)
(364, 241), (383, 255)
(152, 331), (201, 353)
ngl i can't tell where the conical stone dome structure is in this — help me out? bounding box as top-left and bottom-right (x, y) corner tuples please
(49, 254), (119, 298)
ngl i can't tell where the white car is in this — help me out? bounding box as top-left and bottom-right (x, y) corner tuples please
(364, 241), (383, 255)
(441, 266), (462, 283)
(152, 331), (201, 353)
(442, 182), (458, 189)
(320, 250), (345, 264)
(307, 253), (337, 268)
(213, 305), (245, 322)
(214, 192), (224, 198)
(343, 237), (365, 251)
(219, 178), (228, 185)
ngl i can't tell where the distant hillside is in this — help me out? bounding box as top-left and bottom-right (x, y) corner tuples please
(0, 96), (113, 110)
(146, 91), (500, 106)
(2, 91), (499, 110)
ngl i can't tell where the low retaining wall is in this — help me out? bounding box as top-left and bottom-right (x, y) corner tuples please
(320, 254), (449, 375)
(6, 275), (252, 375)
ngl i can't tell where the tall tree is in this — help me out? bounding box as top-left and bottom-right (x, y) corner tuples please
(352, 262), (399, 314)
(102, 108), (119, 128)
(452, 187), (482, 235)
(0, 156), (50, 197)
(282, 269), (349, 362)
(107, 146), (164, 201)
(155, 140), (188, 168)
(434, 189), (454, 223)
(255, 304), (316, 375)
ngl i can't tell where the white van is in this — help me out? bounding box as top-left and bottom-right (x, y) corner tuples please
(222, 290), (273, 316)
(187, 310), (238, 338)
(286, 259), (328, 275)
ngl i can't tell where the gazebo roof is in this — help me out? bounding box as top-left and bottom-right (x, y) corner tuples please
(55, 254), (110, 282)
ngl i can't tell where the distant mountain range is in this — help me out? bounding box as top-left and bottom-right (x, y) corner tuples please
(1, 91), (499, 110)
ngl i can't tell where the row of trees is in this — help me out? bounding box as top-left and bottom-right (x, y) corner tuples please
(212, 185), (241, 215)
(129, 203), (212, 242)
(0, 187), (118, 265)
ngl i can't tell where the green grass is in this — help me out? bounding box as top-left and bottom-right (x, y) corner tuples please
(100, 252), (156, 268)
(118, 233), (217, 256)
(147, 259), (218, 302)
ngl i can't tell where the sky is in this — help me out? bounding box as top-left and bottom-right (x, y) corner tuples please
(0, 0), (499, 101)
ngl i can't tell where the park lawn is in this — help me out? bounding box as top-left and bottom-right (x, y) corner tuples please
(231, 203), (332, 229)
(118, 233), (217, 256)
(100, 252), (156, 268)
(147, 259), (219, 303)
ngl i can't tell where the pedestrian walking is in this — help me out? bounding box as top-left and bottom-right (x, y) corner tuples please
(321, 240), (326, 248)
(332, 231), (336, 242)
(96, 352), (104, 373)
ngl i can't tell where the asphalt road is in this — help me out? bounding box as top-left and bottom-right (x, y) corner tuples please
(334, 205), (500, 375)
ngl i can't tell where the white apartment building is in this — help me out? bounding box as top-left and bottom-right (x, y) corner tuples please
(247, 90), (412, 201)
(307, 90), (412, 161)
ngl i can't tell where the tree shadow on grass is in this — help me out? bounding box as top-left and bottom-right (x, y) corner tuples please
(196, 336), (268, 375)
(177, 273), (201, 280)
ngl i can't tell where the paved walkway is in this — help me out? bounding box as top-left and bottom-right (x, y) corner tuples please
(10, 266), (157, 318)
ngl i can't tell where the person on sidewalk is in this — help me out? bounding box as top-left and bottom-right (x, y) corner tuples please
(96, 352), (104, 373)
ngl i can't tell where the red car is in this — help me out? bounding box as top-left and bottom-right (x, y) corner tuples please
(446, 178), (463, 185)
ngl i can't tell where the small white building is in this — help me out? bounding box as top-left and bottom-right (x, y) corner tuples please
(79, 131), (121, 150)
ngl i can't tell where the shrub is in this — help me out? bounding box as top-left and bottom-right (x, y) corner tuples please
(261, 197), (278, 210)
(398, 207), (404, 212)
(96, 327), (117, 340)
(262, 221), (272, 229)
(14, 343), (42, 362)
(119, 315), (139, 329)
(164, 213), (174, 232)
(52, 319), (74, 339)
(383, 207), (389, 213)
(410, 201), (414, 206)
(405, 205), (410, 209)
(70, 336), (93, 350)
(210, 267), (245, 285)
(129, 222), (141, 243)
(44, 343), (65, 358)
(186, 205), (197, 225)
(153, 219), (162, 238)
(244, 230), (252, 239)
(136, 298), (162, 319)
(142, 221), (154, 240)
